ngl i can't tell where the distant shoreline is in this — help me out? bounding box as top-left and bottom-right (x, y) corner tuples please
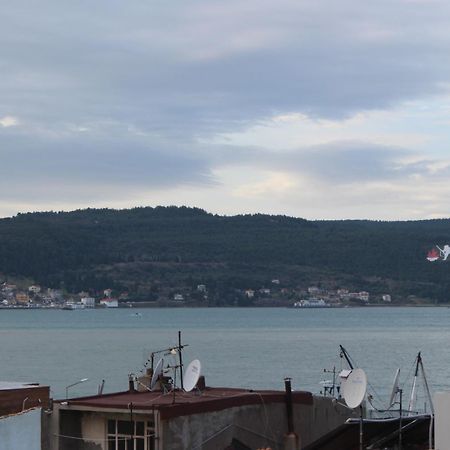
(0, 303), (445, 310)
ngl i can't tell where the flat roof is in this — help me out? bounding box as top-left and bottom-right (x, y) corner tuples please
(0, 381), (46, 391)
(60, 387), (313, 420)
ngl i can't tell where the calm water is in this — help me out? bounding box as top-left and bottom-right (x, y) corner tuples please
(0, 307), (448, 407)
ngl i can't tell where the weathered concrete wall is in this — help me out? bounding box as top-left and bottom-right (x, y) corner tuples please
(80, 413), (105, 450)
(435, 391), (450, 450)
(46, 395), (357, 450)
(0, 407), (41, 450)
(59, 409), (83, 450)
(160, 395), (357, 450)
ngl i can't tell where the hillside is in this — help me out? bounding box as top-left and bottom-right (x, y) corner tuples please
(0, 206), (449, 304)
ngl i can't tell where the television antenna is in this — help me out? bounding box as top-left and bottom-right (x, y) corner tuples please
(142, 331), (188, 389)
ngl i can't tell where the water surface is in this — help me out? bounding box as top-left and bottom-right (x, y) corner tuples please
(0, 307), (447, 409)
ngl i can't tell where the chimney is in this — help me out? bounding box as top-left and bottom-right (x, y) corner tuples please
(128, 374), (136, 393)
(284, 378), (300, 450)
(197, 375), (206, 390)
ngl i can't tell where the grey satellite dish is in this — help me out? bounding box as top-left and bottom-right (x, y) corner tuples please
(342, 368), (367, 409)
(389, 368), (401, 408)
(150, 358), (164, 391)
(183, 359), (201, 392)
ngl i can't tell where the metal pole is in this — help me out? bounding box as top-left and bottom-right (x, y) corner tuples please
(178, 331), (184, 390)
(339, 345), (354, 369)
(420, 360), (434, 449)
(172, 367), (177, 404)
(399, 388), (403, 450)
(332, 366), (336, 397)
(409, 353), (421, 413)
(129, 402), (133, 442)
(359, 405), (363, 450)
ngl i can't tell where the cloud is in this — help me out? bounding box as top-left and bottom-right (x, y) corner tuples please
(0, 116), (18, 127)
(0, 125), (214, 203)
(233, 172), (298, 198)
(2, 0), (450, 133)
(1, 0), (450, 218)
(276, 142), (424, 183)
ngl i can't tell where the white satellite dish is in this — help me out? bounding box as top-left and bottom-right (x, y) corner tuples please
(342, 368), (367, 409)
(183, 359), (201, 392)
(150, 358), (164, 391)
(388, 368), (401, 408)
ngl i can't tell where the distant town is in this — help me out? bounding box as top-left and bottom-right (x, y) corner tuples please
(0, 280), (394, 309)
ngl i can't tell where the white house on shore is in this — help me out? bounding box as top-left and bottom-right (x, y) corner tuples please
(100, 298), (118, 308)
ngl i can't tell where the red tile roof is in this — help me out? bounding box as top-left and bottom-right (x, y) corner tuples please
(60, 387), (313, 420)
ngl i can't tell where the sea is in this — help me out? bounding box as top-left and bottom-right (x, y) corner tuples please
(0, 307), (448, 409)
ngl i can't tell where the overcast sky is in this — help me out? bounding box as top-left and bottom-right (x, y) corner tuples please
(2, 0), (450, 220)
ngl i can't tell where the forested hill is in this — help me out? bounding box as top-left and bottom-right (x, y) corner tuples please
(0, 206), (449, 302)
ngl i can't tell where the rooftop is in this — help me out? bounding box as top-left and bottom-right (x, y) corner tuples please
(0, 381), (45, 391)
(60, 386), (313, 419)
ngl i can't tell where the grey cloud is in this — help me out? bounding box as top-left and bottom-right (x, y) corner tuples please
(279, 143), (423, 183)
(211, 141), (441, 184)
(2, 0), (450, 134)
(0, 128), (214, 202)
(2, 0), (450, 212)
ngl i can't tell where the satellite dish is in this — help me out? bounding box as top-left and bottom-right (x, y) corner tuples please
(183, 359), (201, 392)
(342, 368), (367, 409)
(150, 358), (164, 391)
(388, 368), (401, 408)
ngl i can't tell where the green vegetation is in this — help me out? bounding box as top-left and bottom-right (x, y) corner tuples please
(0, 206), (449, 304)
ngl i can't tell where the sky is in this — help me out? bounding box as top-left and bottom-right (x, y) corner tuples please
(2, 0), (450, 220)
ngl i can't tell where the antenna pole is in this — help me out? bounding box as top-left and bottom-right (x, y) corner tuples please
(172, 366), (177, 404)
(178, 331), (184, 390)
(332, 366), (336, 396)
(359, 405), (363, 450)
(399, 388), (403, 450)
(419, 356), (435, 450)
(339, 345), (354, 370)
(408, 352), (421, 413)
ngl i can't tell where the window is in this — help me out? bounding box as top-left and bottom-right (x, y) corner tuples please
(107, 419), (155, 450)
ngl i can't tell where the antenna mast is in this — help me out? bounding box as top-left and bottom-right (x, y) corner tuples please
(340, 345), (354, 370)
(178, 331), (184, 390)
(408, 352), (421, 413)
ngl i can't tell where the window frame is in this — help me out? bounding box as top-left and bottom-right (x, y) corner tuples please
(106, 417), (155, 450)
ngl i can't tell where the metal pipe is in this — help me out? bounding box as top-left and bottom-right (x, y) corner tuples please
(399, 388), (403, 450)
(359, 405), (363, 450)
(284, 378), (294, 434)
